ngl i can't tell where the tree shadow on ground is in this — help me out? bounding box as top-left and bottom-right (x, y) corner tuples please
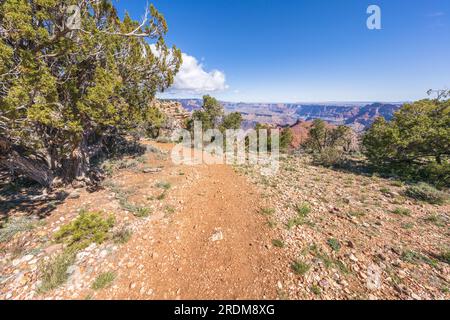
(0, 137), (147, 220)
(0, 175), (69, 219)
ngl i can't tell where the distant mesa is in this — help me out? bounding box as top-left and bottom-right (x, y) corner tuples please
(170, 99), (402, 133)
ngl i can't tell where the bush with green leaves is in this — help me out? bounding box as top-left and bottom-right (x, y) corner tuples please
(304, 119), (353, 166)
(363, 96), (450, 187)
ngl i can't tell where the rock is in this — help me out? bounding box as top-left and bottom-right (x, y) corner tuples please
(130, 283), (137, 289)
(347, 241), (355, 249)
(68, 192), (81, 199)
(410, 293), (421, 300)
(99, 250), (109, 258)
(349, 254), (358, 262)
(277, 281), (283, 290)
(210, 228), (223, 242)
(22, 255), (34, 263)
(319, 279), (329, 289)
(44, 244), (63, 255)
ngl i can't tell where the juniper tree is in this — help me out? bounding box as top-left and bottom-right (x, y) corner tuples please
(0, 0), (181, 187)
(363, 97), (450, 165)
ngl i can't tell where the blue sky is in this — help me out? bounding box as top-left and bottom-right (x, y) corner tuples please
(115, 0), (450, 103)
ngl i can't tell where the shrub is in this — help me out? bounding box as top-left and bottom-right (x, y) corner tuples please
(259, 207), (275, 216)
(291, 260), (310, 276)
(311, 285), (321, 295)
(38, 251), (76, 293)
(54, 211), (115, 252)
(312, 147), (344, 167)
(401, 250), (437, 267)
(0, 217), (38, 243)
(391, 208), (412, 216)
(134, 207), (152, 218)
(404, 183), (448, 205)
(272, 239), (285, 248)
(92, 272), (116, 290)
(113, 227), (132, 244)
(295, 202), (311, 218)
(155, 181), (171, 190)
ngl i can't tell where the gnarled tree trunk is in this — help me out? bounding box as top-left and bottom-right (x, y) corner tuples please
(0, 137), (54, 188)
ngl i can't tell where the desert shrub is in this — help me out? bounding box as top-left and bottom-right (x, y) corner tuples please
(155, 181), (171, 190)
(295, 202), (311, 218)
(0, 217), (38, 243)
(259, 207), (276, 216)
(391, 208), (412, 216)
(327, 238), (341, 252)
(291, 260), (310, 276)
(113, 227), (132, 244)
(286, 204), (311, 230)
(272, 239), (285, 248)
(401, 250), (437, 267)
(92, 272), (116, 290)
(54, 211), (115, 252)
(404, 183), (448, 205)
(38, 251), (76, 293)
(312, 147), (344, 167)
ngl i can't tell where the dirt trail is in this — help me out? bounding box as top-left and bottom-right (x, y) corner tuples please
(94, 143), (283, 300)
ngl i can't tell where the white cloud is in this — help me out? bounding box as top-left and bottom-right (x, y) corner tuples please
(171, 53), (228, 94)
(149, 45), (228, 95)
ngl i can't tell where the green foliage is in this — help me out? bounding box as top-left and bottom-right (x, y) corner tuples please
(391, 208), (412, 216)
(54, 211), (115, 252)
(401, 250), (437, 267)
(144, 106), (167, 138)
(311, 285), (321, 295)
(220, 112), (243, 132)
(0, 1), (181, 186)
(0, 217), (38, 243)
(363, 98), (450, 187)
(38, 251), (76, 293)
(404, 183), (448, 205)
(280, 128), (294, 151)
(327, 238), (341, 252)
(312, 147), (344, 167)
(272, 239), (285, 248)
(155, 181), (171, 190)
(295, 202), (311, 218)
(259, 207), (275, 216)
(187, 95), (225, 132)
(133, 207), (152, 218)
(113, 227), (132, 244)
(92, 272), (116, 290)
(305, 120), (353, 165)
(286, 204), (311, 230)
(291, 260), (310, 276)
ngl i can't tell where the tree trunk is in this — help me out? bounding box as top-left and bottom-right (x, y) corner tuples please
(0, 150), (54, 188)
